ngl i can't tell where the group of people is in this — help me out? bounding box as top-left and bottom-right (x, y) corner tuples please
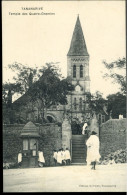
(17, 150), (45, 167)
(38, 148), (71, 167)
(17, 148), (71, 167)
(53, 148), (71, 166)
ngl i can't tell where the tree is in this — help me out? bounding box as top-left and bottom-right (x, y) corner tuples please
(86, 91), (107, 114)
(28, 63), (74, 122)
(7, 62), (39, 93)
(106, 92), (126, 119)
(103, 57), (126, 95)
(2, 82), (23, 124)
(102, 57), (126, 118)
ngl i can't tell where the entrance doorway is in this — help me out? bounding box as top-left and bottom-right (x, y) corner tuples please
(71, 121), (82, 135)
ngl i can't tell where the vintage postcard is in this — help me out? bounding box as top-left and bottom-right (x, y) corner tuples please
(2, 0), (126, 192)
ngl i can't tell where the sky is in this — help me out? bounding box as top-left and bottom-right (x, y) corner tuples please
(2, 0), (126, 99)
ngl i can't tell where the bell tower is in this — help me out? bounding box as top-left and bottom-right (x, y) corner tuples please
(66, 16), (91, 122)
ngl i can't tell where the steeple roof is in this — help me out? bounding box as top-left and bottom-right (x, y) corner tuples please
(67, 16), (89, 56)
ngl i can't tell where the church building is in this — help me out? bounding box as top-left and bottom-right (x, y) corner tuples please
(12, 16), (92, 128)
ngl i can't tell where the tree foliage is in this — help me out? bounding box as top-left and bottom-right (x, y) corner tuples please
(3, 62), (62, 102)
(28, 64), (74, 121)
(106, 92), (126, 119)
(86, 91), (107, 114)
(103, 57), (126, 95)
(2, 83), (22, 106)
(7, 62), (40, 93)
(102, 57), (126, 118)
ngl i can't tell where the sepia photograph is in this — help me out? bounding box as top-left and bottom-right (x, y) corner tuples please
(2, 0), (126, 192)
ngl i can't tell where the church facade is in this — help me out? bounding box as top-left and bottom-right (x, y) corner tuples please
(46, 16), (91, 124)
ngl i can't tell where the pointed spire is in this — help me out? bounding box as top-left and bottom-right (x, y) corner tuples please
(67, 16), (89, 56)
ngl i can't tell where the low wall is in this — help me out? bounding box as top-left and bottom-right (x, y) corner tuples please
(3, 123), (62, 166)
(38, 123), (62, 166)
(100, 119), (126, 159)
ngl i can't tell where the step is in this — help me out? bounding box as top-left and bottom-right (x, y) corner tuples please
(72, 151), (86, 153)
(72, 152), (86, 155)
(72, 141), (85, 144)
(72, 142), (85, 143)
(72, 150), (86, 152)
(72, 149), (86, 151)
(72, 139), (85, 141)
(72, 150), (86, 154)
(71, 163), (87, 165)
(72, 137), (85, 139)
(72, 140), (85, 142)
(72, 145), (85, 146)
(72, 143), (85, 145)
(72, 159), (86, 161)
(72, 160), (86, 163)
(72, 147), (86, 150)
(72, 144), (86, 146)
(72, 151), (86, 154)
(72, 157), (86, 160)
(72, 139), (87, 141)
(72, 154), (86, 156)
(72, 135), (85, 137)
(72, 157), (86, 159)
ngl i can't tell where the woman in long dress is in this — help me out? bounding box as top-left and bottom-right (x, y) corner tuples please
(38, 151), (45, 167)
(57, 149), (62, 165)
(86, 131), (101, 170)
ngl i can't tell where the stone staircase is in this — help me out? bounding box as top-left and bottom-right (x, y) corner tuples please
(71, 135), (87, 164)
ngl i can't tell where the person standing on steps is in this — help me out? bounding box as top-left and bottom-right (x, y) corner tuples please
(86, 131), (101, 170)
(82, 121), (87, 135)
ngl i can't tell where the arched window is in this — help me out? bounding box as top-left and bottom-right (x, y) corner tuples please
(74, 98), (77, 110)
(80, 65), (83, 78)
(47, 116), (55, 123)
(73, 65), (76, 78)
(79, 97), (82, 111)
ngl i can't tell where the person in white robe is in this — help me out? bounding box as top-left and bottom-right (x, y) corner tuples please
(86, 131), (101, 169)
(82, 122), (88, 135)
(61, 148), (66, 165)
(18, 151), (22, 167)
(65, 148), (71, 165)
(57, 149), (62, 165)
(53, 150), (57, 166)
(38, 151), (45, 167)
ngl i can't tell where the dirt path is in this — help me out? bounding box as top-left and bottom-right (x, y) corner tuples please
(3, 163), (127, 192)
